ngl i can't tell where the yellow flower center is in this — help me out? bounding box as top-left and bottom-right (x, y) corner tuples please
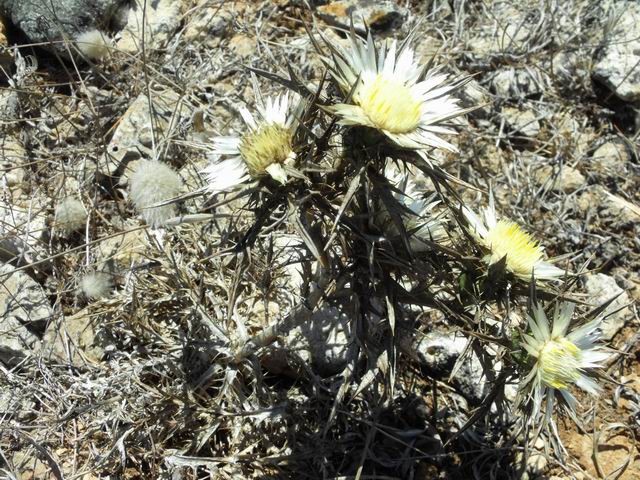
(238, 124), (293, 177)
(538, 337), (582, 389)
(483, 220), (542, 277)
(356, 75), (422, 134)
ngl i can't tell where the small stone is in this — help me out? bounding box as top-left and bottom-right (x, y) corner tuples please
(552, 51), (590, 89)
(316, 0), (409, 32)
(583, 273), (632, 341)
(458, 78), (491, 119)
(41, 308), (104, 366)
(601, 190), (640, 227)
(0, 263), (52, 326)
(501, 107), (541, 140)
(97, 227), (148, 271)
(414, 330), (487, 403)
(593, 3), (640, 102)
(103, 88), (185, 179)
(535, 164), (586, 192)
(117, 0), (181, 54)
(527, 452), (548, 475)
(262, 305), (352, 378)
(465, 6), (533, 58)
(12, 449), (51, 480)
(1, 0), (129, 58)
(0, 137), (27, 189)
(228, 34), (255, 58)
(183, 2), (236, 44)
(491, 68), (546, 99)
(0, 264), (48, 364)
(591, 142), (630, 173)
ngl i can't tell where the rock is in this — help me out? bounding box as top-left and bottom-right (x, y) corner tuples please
(103, 88), (186, 180)
(501, 107), (541, 140)
(593, 3), (640, 102)
(0, 0), (129, 58)
(316, 0), (409, 33)
(552, 51), (590, 90)
(0, 136), (26, 189)
(0, 264), (48, 364)
(262, 305), (352, 378)
(535, 164), (586, 193)
(228, 34), (255, 58)
(583, 273), (632, 341)
(0, 195), (49, 264)
(591, 141), (631, 173)
(0, 386), (34, 419)
(11, 449), (51, 480)
(117, 0), (181, 54)
(414, 34), (443, 63)
(40, 308), (104, 366)
(601, 190), (640, 227)
(183, 1), (237, 45)
(0, 313), (39, 365)
(491, 68), (546, 99)
(0, 15), (10, 70)
(0, 263), (52, 326)
(96, 226), (148, 272)
(414, 330), (488, 403)
(458, 78), (491, 119)
(465, 6), (533, 59)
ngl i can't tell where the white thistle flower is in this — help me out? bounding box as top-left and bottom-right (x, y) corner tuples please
(461, 195), (564, 281)
(322, 30), (466, 154)
(54, 197), (87, 237)
(519, 303), (609, 423)
(382, 165), (445, 252)
(203, 92), (300, 194)
(129, 160), (182, 228)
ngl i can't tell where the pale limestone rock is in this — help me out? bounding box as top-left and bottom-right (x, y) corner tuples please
(584, 273), (632, 341)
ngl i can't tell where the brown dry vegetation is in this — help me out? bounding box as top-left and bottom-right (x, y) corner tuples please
(1, 1), (639, 479)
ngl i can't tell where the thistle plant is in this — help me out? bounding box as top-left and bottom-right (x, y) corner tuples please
(188, 22), (614, 475)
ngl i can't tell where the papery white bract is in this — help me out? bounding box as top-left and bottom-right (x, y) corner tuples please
(383, 164), (445, 252)
(461, 196), (564, 281)
(322, 29), (466, 154)
(203, 92), (300, 194)
(519, 303), (609, 424)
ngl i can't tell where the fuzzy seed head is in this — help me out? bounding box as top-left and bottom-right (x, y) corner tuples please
(356, 75), (422, 133)
(54, 197), (87, 236)
(239, 124), (293, 178)
(538, 337), (582, 390)
(80, 272), (112, 300)
(129, 160), (182, 228)
(75, 29), (110, 60)
(484, 220), (542, 277)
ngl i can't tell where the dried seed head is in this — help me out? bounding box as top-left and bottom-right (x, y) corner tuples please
(54, 197), (87, 237)
(129, 160), (182, 228)
(75, 29), (111, 60)
(80, 271), (112, 300)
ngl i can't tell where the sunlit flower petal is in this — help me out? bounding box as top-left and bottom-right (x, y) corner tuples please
(321, 30), (467, 154)
(203, 87), (300, 194)
(462, 196), (564, 281)
(518, 302), (610, 424)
